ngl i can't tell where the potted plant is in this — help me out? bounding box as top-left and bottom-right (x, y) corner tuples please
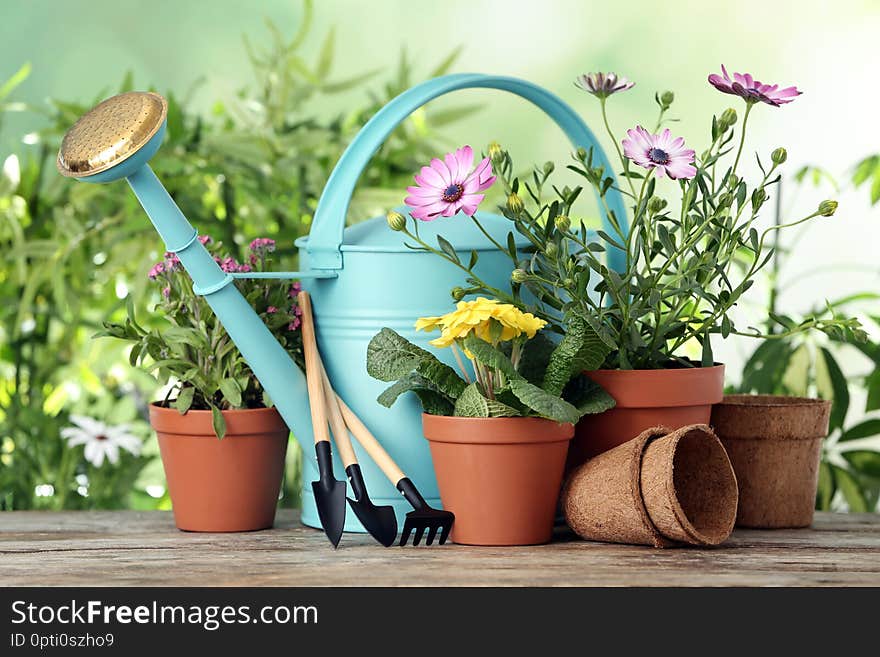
(384, 69), (862, 467)
(366, 297), (614, 546)
(99, 236), (303, 531)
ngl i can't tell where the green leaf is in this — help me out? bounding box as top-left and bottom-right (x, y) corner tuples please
(316, 27), (335, 77)
(509, 378), (581, 424)
(819, 347), (849, 432)
(461, 336), (518, 378)
(416, 359), (466, 399)
(563, 375), (616, 416)
(413, 390), (455, 416)
(174, 387), (195, 415)
(542, 315), (607, 397)
(839, 418), (880, 442)
(842, 450), (880, 479)
(831, 465), (867, 512)
(366, 328), (436, 382)
(377, 372), (449, 408)
(262, 389), (274, 409)
(219, 378), (242, 407)
(454, 383), (489, 417)
(518, 333), (556, 384)
(816, 460), (835, 510)
(0, 62), (31, 100)
(436, 235), (459, 263)
(211, 406), (226, 440)
(865, 370), (880, 412)
(428, 49), (460, 77)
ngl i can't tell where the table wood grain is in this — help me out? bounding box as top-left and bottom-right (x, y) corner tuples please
(1, 510), (878, 586)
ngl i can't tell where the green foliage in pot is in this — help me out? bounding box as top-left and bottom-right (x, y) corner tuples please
(387, 69), (863, 370)
(366, 298), (614, 424)
(97, 237), (301, 439)
(0, 6), (476, 508)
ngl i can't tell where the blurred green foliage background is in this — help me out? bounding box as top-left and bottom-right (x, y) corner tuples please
(1, 0), (879, 512)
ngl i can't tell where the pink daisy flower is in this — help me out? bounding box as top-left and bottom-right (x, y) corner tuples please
(622, 126), (697, 180)
(575, 72), (634, 99)
(708, 66), (801, 107)
(404, 145), (495, 221)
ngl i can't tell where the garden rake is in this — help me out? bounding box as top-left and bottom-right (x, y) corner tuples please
(337, 397), (455, 546)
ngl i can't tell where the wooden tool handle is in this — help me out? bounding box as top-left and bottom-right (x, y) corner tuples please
(319, 360), (358, 468)
(336, 396), (405, 485)
(297, 291), (330, 446)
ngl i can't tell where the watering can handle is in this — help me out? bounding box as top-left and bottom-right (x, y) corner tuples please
(307, 72), (628, 272)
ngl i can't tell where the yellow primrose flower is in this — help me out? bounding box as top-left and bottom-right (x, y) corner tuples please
(415, 297), (547, 348)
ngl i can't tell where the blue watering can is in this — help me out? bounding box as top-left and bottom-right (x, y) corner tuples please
(57, 73), (626, 533)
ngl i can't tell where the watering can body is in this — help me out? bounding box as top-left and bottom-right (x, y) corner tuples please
(70, 73), (625, 534)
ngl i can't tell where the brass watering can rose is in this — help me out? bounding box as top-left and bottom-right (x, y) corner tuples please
(56, 91), (167, 178)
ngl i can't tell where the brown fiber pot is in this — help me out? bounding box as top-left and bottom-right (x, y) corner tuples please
(570, 364), (725, 468)
(422, 414), (574, 546)
(562, 424), (738, 547)
(710, 394), (831, 528)
(150, 403), (289, 532)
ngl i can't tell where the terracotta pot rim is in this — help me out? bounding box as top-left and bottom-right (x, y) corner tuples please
(717, 394), (831, 409)
(583, 364), (725, 409)
(585, 363), (725, 376)
(422, 413), (574, 445)
(149, 403), (289, 436)
(149, 402), (280, 415)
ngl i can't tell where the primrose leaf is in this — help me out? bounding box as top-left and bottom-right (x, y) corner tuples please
(366, 328), (436, 382)
(509, 378), (580, 424)
(454, 383), (489, 417)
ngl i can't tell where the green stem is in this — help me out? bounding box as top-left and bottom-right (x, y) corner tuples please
(600, 97), (637, 199)
(731, 102), (753, 176)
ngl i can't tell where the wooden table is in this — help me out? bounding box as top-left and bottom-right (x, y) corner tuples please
(1, 510), (878, 586)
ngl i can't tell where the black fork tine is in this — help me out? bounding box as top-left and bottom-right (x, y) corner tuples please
(438, 521), (452, 545)
(412, 525), (426, 546)
(399, 520), (415, 547)
(425, 525), (439, 546)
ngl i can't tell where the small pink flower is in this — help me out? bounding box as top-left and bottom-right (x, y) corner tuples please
(289, 281), (302, 298)
(249, 238), (276, 253)
(220, 257), (239, 273)
(148, 262), (165, 280)
(237, 263), (252, 273)
(266, 306), (277, 314)
(288, 318), (301, 331)
(708, 66), (801, 107)
(293, 305), (303, 317)
(404, 145), (495, 221)
(575, 72), (634, 99)
(162, 286), (171, 298)
(622, 126), (696, 180)
(249, 254), (257, 266)
(198, 235), (213, 246)
(164, 252), (181, 271)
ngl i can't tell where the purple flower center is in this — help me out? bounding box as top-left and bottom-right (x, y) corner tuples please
(442, 183), (464, 203)
(648, 148), (670, 165)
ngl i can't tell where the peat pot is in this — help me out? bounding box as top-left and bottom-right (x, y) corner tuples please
(150, 403), (289, 532)
(711, 394), (831, 528)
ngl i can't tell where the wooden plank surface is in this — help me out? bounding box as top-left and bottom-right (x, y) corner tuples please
(1, 511), (878, 586)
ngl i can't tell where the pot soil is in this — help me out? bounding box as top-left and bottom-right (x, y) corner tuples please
(562, 424), (738, 547)
(710, 394), (831, 528)
(422, 414), (574, 546)
(150, 403), (289, 532)
(570, 364), (725, 468)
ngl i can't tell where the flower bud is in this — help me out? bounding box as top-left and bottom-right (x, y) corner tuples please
(646, 196), (667, 214)
(751, 188), (767, 210)
(511, 269), (529, 284)
(576, 147), (588, 161)
(771, 147), (787, 165)
(545, 242), (558, 257)
(818, 200), (838, 217)
(543, 161), (555, 175)
(660, 90), (674, 107)
(507, 193), (524, 215)
(554, 214), (571, 232)
(451, 286), (466, 301)
(720, 107), (737, 129)
(726, 173), (739, 189)
(717, 192), (733, 208)
(386, 211), (407, 232)
(488, 141), (504, 163)
(563, 278), (575, 288)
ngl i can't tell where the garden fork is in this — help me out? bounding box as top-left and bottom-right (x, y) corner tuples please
(336, 398), (454, 546)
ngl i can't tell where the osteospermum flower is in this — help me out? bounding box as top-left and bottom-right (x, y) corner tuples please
(416, 297), (546, 348)
(61, 415), (142, 468)
(622, 126), (697, 180)
(405, 146), (495, 221)
(575, 72), (634, 99)
(708, 66), (801, 107)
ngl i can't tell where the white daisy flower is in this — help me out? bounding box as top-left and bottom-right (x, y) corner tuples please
(60, 414), (142, 468)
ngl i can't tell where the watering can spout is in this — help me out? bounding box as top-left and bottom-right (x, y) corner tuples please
(56, 91), (316, 457)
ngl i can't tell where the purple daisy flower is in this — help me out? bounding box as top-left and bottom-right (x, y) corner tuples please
(708, 66), (801, 107)
(404, 145), (495, 221)
(622, 126), (697, 180)
(575, 72), (635, 99)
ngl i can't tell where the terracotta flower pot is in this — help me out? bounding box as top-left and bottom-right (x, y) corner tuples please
(422, 414), (574, 546)
(710, 394), (831, 528)
(570, 364), (725, 468)
(150, 403), (289, 532)
(562, 424), (738, 547)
